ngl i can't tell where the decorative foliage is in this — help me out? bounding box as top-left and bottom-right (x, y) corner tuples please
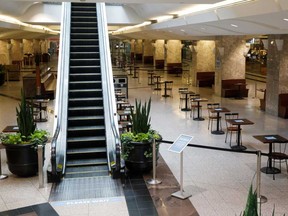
(16, 90), (36, 140)
(243, 184), (258, 216)
(130, 98), (151, 134)
(0, 64), (5, 73)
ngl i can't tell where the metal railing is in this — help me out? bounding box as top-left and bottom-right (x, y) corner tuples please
(160, 139), (269, 215)
(50, 2), (71, 181)
(97, 3), (121, 175)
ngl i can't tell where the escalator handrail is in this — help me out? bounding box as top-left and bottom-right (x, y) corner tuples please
(50, 2), (71, 178)
(97, 3), (121, 173)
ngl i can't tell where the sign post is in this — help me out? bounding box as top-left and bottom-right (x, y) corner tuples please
(168, 134), (193, 199)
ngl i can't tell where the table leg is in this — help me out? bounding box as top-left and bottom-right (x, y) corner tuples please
(231, 125), (246, 150)
(181, 94), (191, 111)
(211, 112), (224, 134)
(193, 101), (205, 121)
(260, 143), (281, 174)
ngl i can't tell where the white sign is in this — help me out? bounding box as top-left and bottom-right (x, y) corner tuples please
(168, 134), (194, 154)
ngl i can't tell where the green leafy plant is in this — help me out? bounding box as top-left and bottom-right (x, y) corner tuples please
(0, 90), (48, 146)
(243, 184), (258, 216)
(130, 98), (151, 134)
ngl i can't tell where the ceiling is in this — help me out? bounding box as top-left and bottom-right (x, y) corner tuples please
(0, 0), (287, 41)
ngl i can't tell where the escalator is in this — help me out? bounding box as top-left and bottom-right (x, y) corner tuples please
(65, 2), (108, 178)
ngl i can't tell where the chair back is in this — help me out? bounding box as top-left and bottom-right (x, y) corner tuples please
(225, 112), (239, 127)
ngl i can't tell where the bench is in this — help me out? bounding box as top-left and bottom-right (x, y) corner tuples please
(221, 79), (249, 98)
(196, 72), (215, 87)
(166, 63), (182, 74)
(278, 93), (288, 118)
(5, 64), (21, 81)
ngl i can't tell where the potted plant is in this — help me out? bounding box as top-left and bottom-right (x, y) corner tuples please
(0, 90), (48, 177)
(0, 64), (5, 86)
(120, 98), (162, 173)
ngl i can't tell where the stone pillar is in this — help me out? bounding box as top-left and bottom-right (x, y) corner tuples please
(191, 40), (215, 86)
(214, 36), (246, 96)
(0, 40), (10, 65)
(143, 40), (154, 64)
(153, 39), (165, 69)
(266, 34), (288, 116)
(134, 39), (143, 63)
(165, 40), (182, 74)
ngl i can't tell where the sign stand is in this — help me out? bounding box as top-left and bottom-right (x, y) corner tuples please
(147, 139), (162, 185)
(168, 134), (194, 200)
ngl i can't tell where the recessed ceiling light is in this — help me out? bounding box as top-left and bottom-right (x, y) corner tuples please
(231, 24), (238, 28)
(284, 18), (288, 21)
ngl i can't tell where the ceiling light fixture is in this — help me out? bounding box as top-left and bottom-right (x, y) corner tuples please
(231, 24), (238, 27)
(284, 18), (288, 22)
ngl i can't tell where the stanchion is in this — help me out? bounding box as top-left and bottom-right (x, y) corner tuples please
(256, 150), (267, 216)
(146, 139), (162, 185)
(0, 148), (8, 180)
(38, 145), (44, 188)
(171, 151), (192, 199)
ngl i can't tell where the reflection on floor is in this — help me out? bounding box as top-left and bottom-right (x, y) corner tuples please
(1, 62), (288, 216)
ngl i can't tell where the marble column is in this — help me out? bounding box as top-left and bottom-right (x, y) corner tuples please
(214, 36), (246, 96)
(153, 39), (165, 69)
(143, 40), (154, 64)
(266, 34), (288, 116)
(165, 40), (182, 64)
(191, 40), (215, 86)
(134, 39), (143, 63)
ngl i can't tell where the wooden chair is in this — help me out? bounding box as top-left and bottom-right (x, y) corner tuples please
(271, 143), (288, 180)
(207, 103), (221, 131)
(225, 112), (241, 147)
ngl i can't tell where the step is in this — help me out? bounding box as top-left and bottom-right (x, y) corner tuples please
(67, 147), (106, 154)
(68, 116), (104, 126)
(67, 136), (106, 143)
(68, 125), (105, 131)
(70, 39), (99, 45)
(66, 158), (108, 167)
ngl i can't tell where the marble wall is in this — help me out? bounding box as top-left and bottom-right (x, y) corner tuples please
(143, 40), (153, 56)
(266, 34), (288, 116)
(153, 40), (165, 60)
(165, 40), (182, 63)
(135, 39), (143, 54)
(214, 36), (246, 96)
(196, 40), (215, 72)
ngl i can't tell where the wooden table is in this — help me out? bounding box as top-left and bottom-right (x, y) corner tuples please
(253, 134), (288, 174)
(147, 71), (155, 85)
(211, 107), (230, 135)
(226, 118), (254, 151)
(191, 98), (208, 121)
(2, 125), (19, 133)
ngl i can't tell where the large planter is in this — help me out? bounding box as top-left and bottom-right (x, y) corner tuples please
(3, 142), (44, 177)
(125, 140), (158, 173)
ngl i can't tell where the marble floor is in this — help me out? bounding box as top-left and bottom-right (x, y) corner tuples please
(0, 63), (288, 216)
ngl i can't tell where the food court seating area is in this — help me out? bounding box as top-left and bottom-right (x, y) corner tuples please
(221, 79), (249, 98)
(196, 71), (215, 87)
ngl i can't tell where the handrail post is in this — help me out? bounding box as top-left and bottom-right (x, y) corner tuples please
(38, 145), (44, 188)
(146, 139), (162, 185)
(0, 149), (8, 180)
(256, 150), (267, 214)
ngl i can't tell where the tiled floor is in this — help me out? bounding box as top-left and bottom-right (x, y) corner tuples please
(1, 61), (288, 215)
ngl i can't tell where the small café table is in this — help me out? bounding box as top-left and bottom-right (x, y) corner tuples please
(2, 125), (19, 133)
(153, 75), (163, 90)
(190, 97), (208, 121)
(162, 81), (173, 97)
(147, 71), (155, 85)
(211, 107), (230, 135)
(226, 118), (254, 151)
(253, 135), (288, 174)
(117, 110), (131, 121)
(180, 91), (194, 112)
